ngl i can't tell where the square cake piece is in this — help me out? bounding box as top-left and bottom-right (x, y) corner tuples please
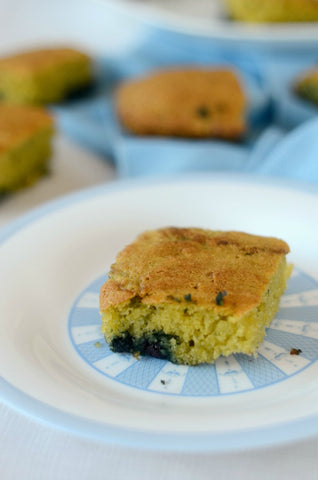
(100, 227), (292, 365)
(0, 103), (54, 192)
(223, 0), (318, 22)
(115, 68), (246, 140)
(295, 67), (318, 105)
(0, 47), (92, 104)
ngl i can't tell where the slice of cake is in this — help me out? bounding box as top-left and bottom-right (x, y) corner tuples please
(295, 67), (318, 105)
(0, 47), (92, 104)
(100, 227), (292, 365)
(223, 0), (318, 22)
(115, 68), (246, 140)
(0, 103), (54, 193)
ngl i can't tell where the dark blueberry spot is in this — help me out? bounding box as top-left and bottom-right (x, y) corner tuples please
(196, 106), (210, 118)
(109, 330), (179, 363)
(146, 343), (165, 359)
(215, 290), (227, 306)
(110, 332), (134, 352)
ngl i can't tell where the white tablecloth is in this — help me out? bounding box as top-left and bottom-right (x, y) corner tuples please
(1, 1), (318, 478)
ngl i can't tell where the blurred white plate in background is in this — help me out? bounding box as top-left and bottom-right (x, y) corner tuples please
(101, 0), (318, 44)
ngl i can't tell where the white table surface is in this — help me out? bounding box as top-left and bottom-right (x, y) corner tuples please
(1, 1), (318, 478)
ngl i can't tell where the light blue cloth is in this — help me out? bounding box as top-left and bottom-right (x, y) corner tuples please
(114, 120), (318, 183)
(256, 118), (318, 182)
(51, 28), (318, 182)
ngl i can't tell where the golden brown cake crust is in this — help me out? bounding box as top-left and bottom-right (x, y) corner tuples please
(100, 227), (290, 316)
(0, 104), (54, 154)
(0, 47), (90, 74)
(115, 68), (246, 139)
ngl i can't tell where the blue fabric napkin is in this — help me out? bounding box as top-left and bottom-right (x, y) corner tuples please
(52, 28), (318, 182)
(115, 120), (318, 183)
(255, 118), (318, 183)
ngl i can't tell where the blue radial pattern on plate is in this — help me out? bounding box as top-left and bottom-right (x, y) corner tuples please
(181, 363), (219, 396)
(68, 268), (318, 397)
(233, 353), (286, 387)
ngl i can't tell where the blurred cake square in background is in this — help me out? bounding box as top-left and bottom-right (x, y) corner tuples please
(295, 67), (318, 105)
(223, 0), (318, 22)
(0, 103), (54, 193)
(0, 47), (92, 105)
(115, 68), (246, 140)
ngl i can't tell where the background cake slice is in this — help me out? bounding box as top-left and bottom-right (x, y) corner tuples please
(115, 68), (246, 140)
(295, 67), (318, 105)
(0, 47), (92, 104)
(223, 0), (318, 22)
(100, 227), (292, 366)
(0, 103), (54, 193)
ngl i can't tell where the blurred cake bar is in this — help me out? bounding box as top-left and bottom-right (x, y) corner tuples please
(0, 103), (54, 192)
(100, 227), (292, 365)
(224, 0), (318, 22)
(115, 68), (246, 140)
(295, 67), (318, 105)
(0, 47), (92, 104)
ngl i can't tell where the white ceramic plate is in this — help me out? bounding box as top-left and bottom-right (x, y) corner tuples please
(1, 174), (318, 452)
(101, 0), (318, 44)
